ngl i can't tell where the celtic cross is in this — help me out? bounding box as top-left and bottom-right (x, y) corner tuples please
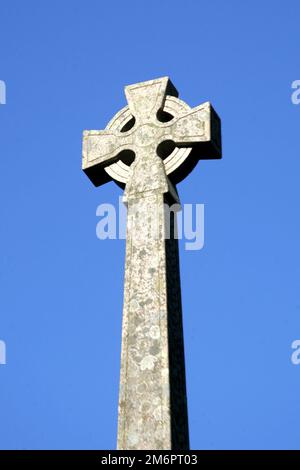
(82, 77), (221, 450)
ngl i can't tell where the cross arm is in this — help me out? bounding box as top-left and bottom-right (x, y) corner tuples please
(167, 102), (222, 159)
(82, 129), (134, 186)
(125, 76), (178, 123)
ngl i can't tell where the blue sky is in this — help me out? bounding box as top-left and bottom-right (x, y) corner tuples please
(0, 0), (300, 450)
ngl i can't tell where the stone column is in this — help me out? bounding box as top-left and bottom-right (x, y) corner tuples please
(117, 183), (189, 450)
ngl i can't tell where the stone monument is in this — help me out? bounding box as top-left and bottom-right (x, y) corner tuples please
(82, 77), (222, 450)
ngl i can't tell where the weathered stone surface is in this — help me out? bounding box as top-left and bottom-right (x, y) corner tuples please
(82, 77), (222, 450)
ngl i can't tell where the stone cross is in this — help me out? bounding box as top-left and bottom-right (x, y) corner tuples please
(82, 77), (222, 450)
